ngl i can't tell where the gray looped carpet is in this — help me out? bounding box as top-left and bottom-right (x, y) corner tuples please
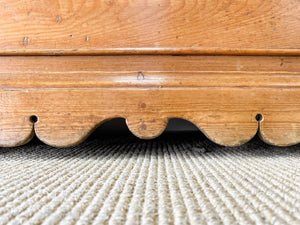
(0, 132), (299, 225)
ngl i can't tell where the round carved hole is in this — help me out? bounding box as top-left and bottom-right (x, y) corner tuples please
(255, 114), (264, 122)
(30, 115), (38, 123)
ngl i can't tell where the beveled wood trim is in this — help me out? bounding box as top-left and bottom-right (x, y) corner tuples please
(1, 48), (300, 56)
(1, 55), (299, 88)
(2, 71), (300, 88)
(0, 55), (299, 147)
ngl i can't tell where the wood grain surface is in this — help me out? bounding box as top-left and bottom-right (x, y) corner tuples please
(0, 0), (299, 55)
(0, 56), (299, 147)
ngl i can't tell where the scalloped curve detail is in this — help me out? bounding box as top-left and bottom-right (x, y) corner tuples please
(1, 117), (299, 148)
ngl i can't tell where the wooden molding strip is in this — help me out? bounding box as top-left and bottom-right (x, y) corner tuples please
(1, 71), (300, 88)
(1, 48), (300, 56)
(0, 55), (299, 147)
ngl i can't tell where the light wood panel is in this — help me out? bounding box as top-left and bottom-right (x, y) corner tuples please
(0, 0), (299, 55)
(0, 56), (299, 147)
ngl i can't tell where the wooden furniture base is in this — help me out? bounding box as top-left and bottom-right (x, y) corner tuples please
(1, 55), (299, 147)
(1, 0), (299, 147)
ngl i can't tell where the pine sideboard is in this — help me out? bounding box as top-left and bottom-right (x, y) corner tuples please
(0, 0), (299, 147)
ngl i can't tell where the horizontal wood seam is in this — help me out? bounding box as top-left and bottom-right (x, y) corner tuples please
(1, 48), (300, 56)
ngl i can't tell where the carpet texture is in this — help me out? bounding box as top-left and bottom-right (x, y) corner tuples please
(0, 132), (299, 225)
